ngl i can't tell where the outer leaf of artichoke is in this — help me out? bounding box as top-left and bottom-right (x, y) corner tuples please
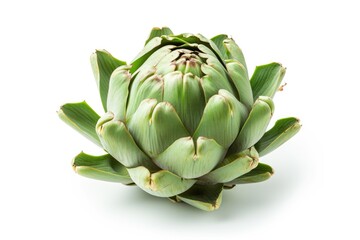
(255, 117), (302, 156)
(250, 62), (286, 100)
(90, 50), (126, 111)
(58, 101), (101, 147)
(226, 163), (274, 185)
(72, 152), (133, 184)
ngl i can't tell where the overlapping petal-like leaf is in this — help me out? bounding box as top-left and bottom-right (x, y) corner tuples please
(226, 59), (253, 110)
(163, 72), (205, 134)
(200, 147), (259, 184)
(229, 96), (274, 154)
(96, 112), (156, 169)
(127, 99), (189, 157)
(194, 90), (245, 148)
(211, 35), (248, 77)
(154, 137), (225, 179)
(201, 64), (236, 101)
(107, 65), (132, 121)
(127, 166), (196, 197)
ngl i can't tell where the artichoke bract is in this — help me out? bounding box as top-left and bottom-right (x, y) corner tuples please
(58, 27), (301, 211)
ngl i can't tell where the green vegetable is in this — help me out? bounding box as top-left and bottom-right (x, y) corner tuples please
(59, 27), (301, 211)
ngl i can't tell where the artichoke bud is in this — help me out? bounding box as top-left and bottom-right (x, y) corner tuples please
(59, 26), (301, 211)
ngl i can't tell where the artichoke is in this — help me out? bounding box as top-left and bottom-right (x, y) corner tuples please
(58, 27), (301, 211)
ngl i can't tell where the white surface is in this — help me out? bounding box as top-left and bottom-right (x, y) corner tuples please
(0, 0), (358, 239)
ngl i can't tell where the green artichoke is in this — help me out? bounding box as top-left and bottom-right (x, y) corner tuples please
(58, 27), (301, 211)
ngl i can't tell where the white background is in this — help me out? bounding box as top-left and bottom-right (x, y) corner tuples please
(0, 0), (358, 239)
